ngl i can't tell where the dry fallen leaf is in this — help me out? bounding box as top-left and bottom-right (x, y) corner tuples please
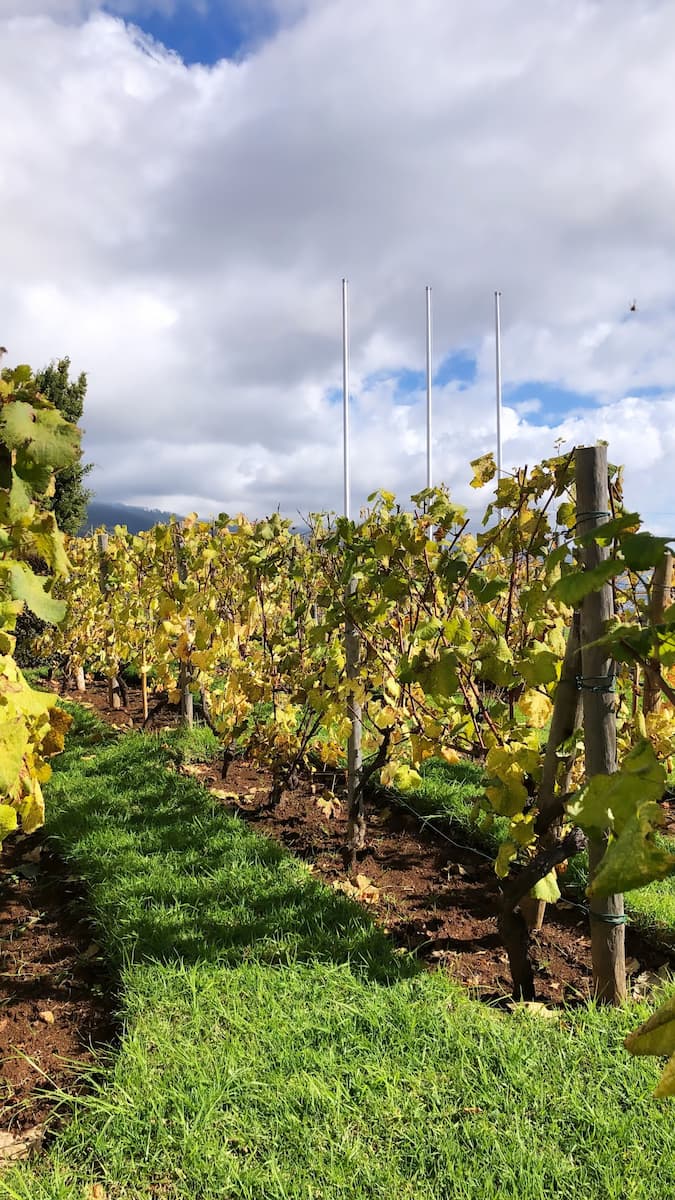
(86, 1185), (107, 1200)
(82, 942), (101, 960)
(333, 875), (380, 904)
(0, 1125), (44, 1162)
(39, 1010), (55, 1025)
(316, 795), (341, 820)
(509, 1001), (558, 1020)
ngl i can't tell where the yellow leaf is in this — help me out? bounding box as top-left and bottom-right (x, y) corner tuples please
(0, 804), (18, 843)
(517, 691), (553, 729)
(495, 840), (518, 877)
(18, 784), (45, 835)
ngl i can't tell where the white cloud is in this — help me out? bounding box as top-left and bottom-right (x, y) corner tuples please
(1, 1), (675, 531)
(0, 2), (176, 17)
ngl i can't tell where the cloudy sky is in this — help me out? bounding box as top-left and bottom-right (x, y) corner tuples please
(2, 0), (675, 527)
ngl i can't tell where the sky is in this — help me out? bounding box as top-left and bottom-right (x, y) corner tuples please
(2, 0), (675, 529)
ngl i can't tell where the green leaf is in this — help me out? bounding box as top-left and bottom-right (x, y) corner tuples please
(400, 649), (458, 698)
(27, 511), (70, 575)
(0, 470), (34, 523)
(556, 501), (576, 528)
(575, 512), (640, 546)
(552, 559), (622, 606)
(468, 575), (509, 603)
(13, 451), (54, 497)
(478, 637), (517, 688)
(620, 532), (674, 572)
(7, 563), (66, 623)
(375, 535), (394, 560)
(568, 740), (665, 836)
(0, 401), (79, 469)
(517, 645), (559, 686)
(588, 804), (675, 896)
(531, 870), (561, 903)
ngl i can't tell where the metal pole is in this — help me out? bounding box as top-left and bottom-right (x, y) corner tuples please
(342, 278), (350, 520)
(494, 290), (503, 481)
(426, 285), (432, 491)
(341, 277), (363, 869)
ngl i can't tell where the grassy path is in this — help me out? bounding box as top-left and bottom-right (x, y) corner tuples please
(2, 707), (674, 1199)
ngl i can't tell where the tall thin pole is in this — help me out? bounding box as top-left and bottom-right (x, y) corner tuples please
(342, 278), (350, 520)
(341, 277), (363, 869)
(425, 285), (432, 491)
(494, 290), (503, 481)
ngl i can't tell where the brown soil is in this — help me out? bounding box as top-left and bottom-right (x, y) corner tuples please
(50, 674), (178, 731)
(0, 834), (116, 1138)
(182, 755), (675, 1006)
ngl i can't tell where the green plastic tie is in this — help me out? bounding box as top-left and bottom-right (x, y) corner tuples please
(589, 911), (628, 926)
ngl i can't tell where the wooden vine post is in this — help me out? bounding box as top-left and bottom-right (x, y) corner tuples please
(140, 653), (149, 723)
(97, 532), (123, 711)
(644, 551), (673, 717)
(575, 444), (626, 1004)
(345, 575), (363, 872)
(173, 523), (194, 729)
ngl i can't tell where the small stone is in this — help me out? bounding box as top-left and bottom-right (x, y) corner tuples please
(39, 1010), (55, 1024)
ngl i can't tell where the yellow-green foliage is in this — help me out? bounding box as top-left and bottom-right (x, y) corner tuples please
(0, 363), (79, 841)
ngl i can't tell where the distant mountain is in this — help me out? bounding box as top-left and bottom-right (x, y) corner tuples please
(80, 500), (181, 535)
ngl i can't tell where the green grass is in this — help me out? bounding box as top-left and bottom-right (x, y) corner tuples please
(3, 707), (675, 1200)
(160, 723), (222, 766)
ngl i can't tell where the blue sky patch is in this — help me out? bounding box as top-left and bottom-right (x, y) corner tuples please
(357, 352), (478, 407)
(104, 1), (275, 65)
(434, 349), (477, 389)
(504, 380), (596, 426)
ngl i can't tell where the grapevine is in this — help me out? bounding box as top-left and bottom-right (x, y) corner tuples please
(0, 363), (80, 843)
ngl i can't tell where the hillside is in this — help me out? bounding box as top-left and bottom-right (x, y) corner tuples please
(80, 500), (181, 534)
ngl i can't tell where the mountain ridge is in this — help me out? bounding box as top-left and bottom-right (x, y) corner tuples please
(80, 500), (181, 535)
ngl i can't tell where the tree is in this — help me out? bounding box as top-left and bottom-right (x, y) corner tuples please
(34, 357), (92, 534)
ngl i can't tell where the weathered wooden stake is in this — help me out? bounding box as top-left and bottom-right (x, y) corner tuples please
(75, 665), (86, 693)
(141, 655), (149, 723)
(345, 578), (364, 872)
(575, 444), (626, 1004)
(644, 552), (673, 717)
